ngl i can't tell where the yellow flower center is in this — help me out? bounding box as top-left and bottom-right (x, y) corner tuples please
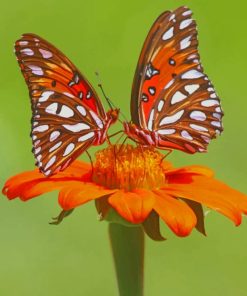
(93, 144), (166, 191)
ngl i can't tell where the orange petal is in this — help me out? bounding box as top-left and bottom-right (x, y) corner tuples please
(108, 189), (156, 224)
(2, 160), (91, 201)
(58, 181), (116, 210)
(165, 165), (214, 184)
(153, 190), (197, 237)
(164, 176), (247, 226)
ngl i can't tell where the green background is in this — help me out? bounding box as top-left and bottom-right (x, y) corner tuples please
(0, 0), (246, 295)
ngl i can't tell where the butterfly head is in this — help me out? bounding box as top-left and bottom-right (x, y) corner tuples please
(107, 108), (120, 124)
(123, 122), (137, 132)
(123, 122), (139, 140)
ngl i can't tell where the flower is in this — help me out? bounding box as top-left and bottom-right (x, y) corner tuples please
(2, 144), (247, 239)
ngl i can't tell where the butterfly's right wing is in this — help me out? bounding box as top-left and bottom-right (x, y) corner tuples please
(131, 6), (223, 153)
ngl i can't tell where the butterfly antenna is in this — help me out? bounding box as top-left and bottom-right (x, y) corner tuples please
(95, 71), (128, 122)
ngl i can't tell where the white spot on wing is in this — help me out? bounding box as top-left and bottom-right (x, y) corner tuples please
(45, 103), (58, 115)
(33, 125), (49, 132)
(44, 156), (56, 170)
(77, 105), (87, 116)
(180, 36), (192, 49)
(190, 111), (206, 121)
(182, 10), (192, 16)
(160, 110), (184, 125)
(182, 70), (204, 79)
(215, 106), (222, 112)
(201, 135), (210, 143)
(20, 48), (34, 56)
(63, 123), (90, 132)
(19, 41), (28, 45)
(210, 93), (217, 98)
(207, 87), (214, 92)
(148, 109), (155, 131)
(90, 111), (103, 129)
(39, 48), (53, 59)
(35, 147), (41, 154)
(157, 100), (165, 112)
(157, 129), (176, 135)
(34, 140), (40, 147)
(181, 130), (193, 140)
(162, 27), (174, 40)
(211, 121), (221, 127)
(78, 132), (95, 142)
(190, 124), (208, 132)
(171, 91), (187, 104)
(59, 105), (74, 118)
(63, 92), (75, 98)
(187, 54), (197, 60)
(180, 19), (192, 29)
(39, 91), (54, 102)
(28, 65), (44, 76)
(63, 143), (75, 156)
(213, 112), (221, 119)
(49, 141), (62, 152)
(169, 14), (175, 21)
(185, 84), (199, 94)
(50, 131), (60, 142)
(45, 103), (74, 118)
(164, 79), (175, 89)
(201, 99), (219, 107)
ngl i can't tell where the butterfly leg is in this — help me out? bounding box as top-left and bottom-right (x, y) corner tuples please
(108, 130), (124, 139)
(160, 149), (173, 166)
(117, 136), (129, 154)
(106, 130), (124, 145)
(86, 150), (94, 174)
(115, 132), (125, 145)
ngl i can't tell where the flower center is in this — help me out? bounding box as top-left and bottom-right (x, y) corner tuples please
(92, 144), (166, 190)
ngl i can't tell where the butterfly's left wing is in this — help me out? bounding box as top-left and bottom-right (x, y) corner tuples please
(15, 34), (109, 176)
(131, 6), (223, 153)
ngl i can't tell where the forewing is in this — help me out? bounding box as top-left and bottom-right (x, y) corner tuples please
(131, 6), (201, 126)
(15, 33), (106, 118)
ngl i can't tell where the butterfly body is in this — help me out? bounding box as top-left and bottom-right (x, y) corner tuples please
(125, 6), (223, 154)
(92, 109), (119, 146)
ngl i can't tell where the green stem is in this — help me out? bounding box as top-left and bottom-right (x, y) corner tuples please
(109, 223), (144, 296)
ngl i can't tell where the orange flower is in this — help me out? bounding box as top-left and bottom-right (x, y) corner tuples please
(2, 144), (247, 239)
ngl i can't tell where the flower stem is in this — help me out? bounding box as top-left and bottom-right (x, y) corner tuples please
(109, 223), (144, 296)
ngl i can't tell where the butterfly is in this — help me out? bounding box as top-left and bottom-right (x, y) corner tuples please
(15, 34), (119, 176)
(124, 6), (223, 154)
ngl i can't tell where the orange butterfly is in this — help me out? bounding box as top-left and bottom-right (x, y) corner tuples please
(124, 6), (223, 154)
(15, 34), (119, 176)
